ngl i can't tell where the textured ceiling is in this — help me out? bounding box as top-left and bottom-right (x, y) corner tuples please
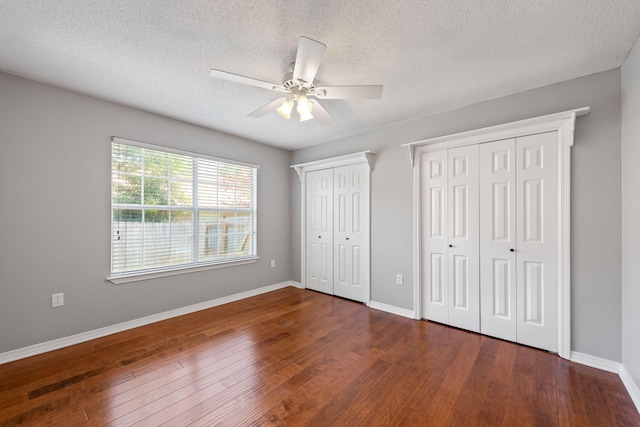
(1, 1), (639, 150)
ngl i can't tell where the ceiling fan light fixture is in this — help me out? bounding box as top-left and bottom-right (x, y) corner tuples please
(296, 94), (312, 112)
(277, 98), (294, 119)
(296, 95), (314, 121)
(299, 110), (314, 122)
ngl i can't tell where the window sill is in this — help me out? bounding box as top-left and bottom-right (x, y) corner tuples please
(107, 257), (260, 285)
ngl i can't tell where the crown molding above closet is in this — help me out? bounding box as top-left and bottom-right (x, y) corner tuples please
(401, 107), (590, 166)
(291, 150), (375, 180)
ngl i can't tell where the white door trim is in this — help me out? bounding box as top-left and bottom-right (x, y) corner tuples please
(407, 107), (589, 359)
(291, 151), (375, 305)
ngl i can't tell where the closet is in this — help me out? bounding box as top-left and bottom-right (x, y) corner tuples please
(292, 152), (373, 304)
(421, 132), (557, 351)
(405, 108), (588, 358)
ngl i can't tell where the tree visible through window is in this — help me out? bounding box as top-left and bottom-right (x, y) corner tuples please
(111, 139), (257, 276)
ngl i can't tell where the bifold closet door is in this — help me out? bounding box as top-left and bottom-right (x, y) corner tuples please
(447, 145), (480, 332)
(333, 164), (369, 303)
(480, 139), (517, 342)
(515, 132), (558, 352)
(422, 145), (480, 332)
(422, 149), (449, 324)
(479, 132), (558, 352)
(306, 168), (334, 295)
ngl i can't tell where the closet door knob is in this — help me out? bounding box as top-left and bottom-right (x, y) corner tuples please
(318, 236), (322, 239)
(449, 244), (453, 248)
(346, 237), (350, 240)
(510, 248), (515, 252)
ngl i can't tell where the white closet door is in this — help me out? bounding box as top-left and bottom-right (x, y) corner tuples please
(480, 139), (517, 341)
(334, 164), (369, 303)
(421, 150), (449, 324)
(516, 131), (558, 352)
(306, 168), (334, 295)
(447, 144), (480, 332)
(334, 165), (351, 299)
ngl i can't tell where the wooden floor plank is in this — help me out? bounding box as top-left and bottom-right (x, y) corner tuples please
(444, 338), (500, 425)
(0, 287), (637, 426)
(248, 350), (365, 425)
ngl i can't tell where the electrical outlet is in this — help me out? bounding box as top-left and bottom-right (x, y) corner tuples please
(271, 259), (276, 268)
(396, 274), (403, 285)
(52, 293), (64, 307)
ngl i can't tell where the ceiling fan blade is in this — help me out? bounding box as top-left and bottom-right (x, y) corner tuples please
(309, 100), (334, 125)
(210, 69), (281, 91)
(247, 98), (287, 118)
(313, 85), (383, 99)
(292, 37), (327, 84)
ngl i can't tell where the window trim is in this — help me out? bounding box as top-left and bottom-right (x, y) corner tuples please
(109, 137), (259, 283)
(112, 137), (260, 170)
(107, 256), (260, 284)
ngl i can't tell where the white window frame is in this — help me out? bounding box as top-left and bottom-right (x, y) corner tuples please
(108, 137), (259, 284)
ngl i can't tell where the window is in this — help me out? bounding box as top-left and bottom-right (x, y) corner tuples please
(110, 137), (258, 280)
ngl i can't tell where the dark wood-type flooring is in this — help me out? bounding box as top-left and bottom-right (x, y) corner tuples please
(0, 287), (638, 426)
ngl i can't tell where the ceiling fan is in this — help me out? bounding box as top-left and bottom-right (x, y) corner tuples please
(209, 36), (383, 125)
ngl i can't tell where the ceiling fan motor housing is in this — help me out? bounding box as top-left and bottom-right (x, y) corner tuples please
(281, 70), (316, 94)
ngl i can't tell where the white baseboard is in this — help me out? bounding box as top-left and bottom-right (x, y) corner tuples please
(570, 351), (621, 373)
(368, 300), (415, 319)
(289, 281), (304, 289)
(0, 281), (298, 365)
(571, 351), (640, 414)
(620, 365), (640, 413)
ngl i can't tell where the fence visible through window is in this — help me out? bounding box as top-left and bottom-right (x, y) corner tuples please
(111, 138), (258, 276)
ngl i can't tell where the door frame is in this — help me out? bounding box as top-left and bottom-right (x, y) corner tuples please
(291, 151), (375, 305)
(403, 107), (589, 360)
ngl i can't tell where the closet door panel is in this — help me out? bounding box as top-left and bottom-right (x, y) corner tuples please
(306, 168), (334, 295)
(516, 131), (558, 352)
(333, 166), (351, 299)
(347, 164), (369, 303)
(480, 139), (517, 341)
(453, 255), (469, 308)
(422, 150), (449, 324)
(333, 164), (369, 302)
(447, 145), (480, 332)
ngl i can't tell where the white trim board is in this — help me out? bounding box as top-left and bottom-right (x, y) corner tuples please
(620, 365), (640, 413)
(401, 107), (590, 166)
(571, 351), (640, 414)
(0, 281), (299, 365)
(289, 281), (304, 289)
(368, 300), (415, 319)
(570, 351), (621, 373)
(108, 256), (260, 284)
(112, 136), (260, 169)
(291, 150), (375, 180)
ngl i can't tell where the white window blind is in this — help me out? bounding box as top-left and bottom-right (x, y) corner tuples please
(110, 138), (258, 277)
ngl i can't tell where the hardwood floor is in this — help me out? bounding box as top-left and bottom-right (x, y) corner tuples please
(0, 287), (638, 426)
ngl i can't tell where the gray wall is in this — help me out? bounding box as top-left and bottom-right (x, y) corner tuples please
(0, 72), (292, 353)
(291, 69), (623, 362)
(0, 65), (629, 366)
(622, 37), (640, 389)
